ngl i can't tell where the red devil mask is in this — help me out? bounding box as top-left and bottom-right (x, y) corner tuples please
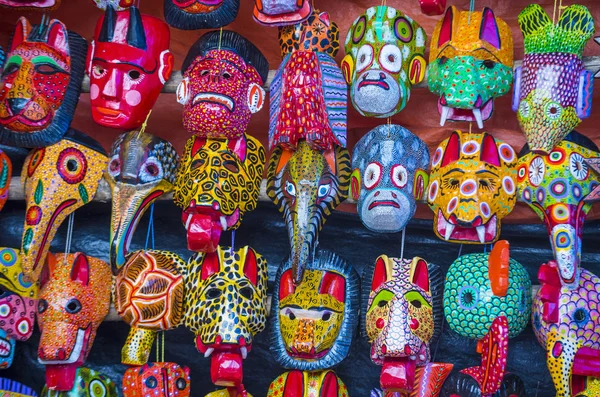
(87, 6), (173, 130)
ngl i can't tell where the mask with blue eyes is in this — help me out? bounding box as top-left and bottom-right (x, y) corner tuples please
(106, 130), (179, 273)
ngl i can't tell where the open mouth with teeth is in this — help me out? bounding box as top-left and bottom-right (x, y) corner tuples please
(39, 327), (89, 391)
(196, 336), (250, 387)
(192, 93), (235, 112)
(436, 211), (498, 244)
(182, 201), (240, 252)
(438, 96), (493, 129)
(0, 336), (13, 358)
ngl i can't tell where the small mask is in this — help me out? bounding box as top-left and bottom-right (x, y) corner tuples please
(513, 4), (595, 154)
(365, 256), (443, 392)
(270, 250), (359, 371)
(418, 0), (445, 16)
(123, 362), (190, 397)
(351, 124), (430, 233)
(427, 131), (517, 244)
(37, 253), (112, 391)
(342, 6), (427, 118)
(269, 11), (347, 152)
(532, 261), (600, 397)
(87, 7), (174, 130)
(115, 250), (185, 366)
(0, 149), (12, 213)
(428, 6), (513, 129)
(174, 135), (265, 253)
(164, 0), (239, 30)
(21, 129), (108, 283)
(41, 367), (117, 397)
(0, 248), (37, 369)
(253, 0), (312, 26)
(267, 143), (350, 285)
(0, 0), (59, 10)
(267, 371), (349, 397)
(0, 17), (87, 148)
(516, 132), (600, 287)
(182, 246), (268, 389)
(0, 378), (37, 397)
(89, 0), (134, 10)
(178, 30), (268, 140)
(106, 131), (179, 271)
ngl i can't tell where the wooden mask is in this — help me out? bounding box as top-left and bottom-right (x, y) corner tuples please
(253, 0), (312, 26)
(164, 0), (239, 30)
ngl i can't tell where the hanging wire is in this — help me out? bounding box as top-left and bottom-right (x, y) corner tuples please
(137, 110), (153, 139)
(468, 0), (475, 24)
(64, 213), (75, 265)
(218, 27), (223, 51)
(230, 229), (236, 254)
(457, 243), (463, 258)
(144, 203), (155, 250)
(400, 228), (406, 261)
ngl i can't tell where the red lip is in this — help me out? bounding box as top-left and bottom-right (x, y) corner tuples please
(287, 346), (330, 359)
(368, 200), (400, 210)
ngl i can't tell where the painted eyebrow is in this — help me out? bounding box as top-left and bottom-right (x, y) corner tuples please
(476, 169), (499, 177)
(92, 57), (157, 74)
(3, 55), (22, 68)
(442, 168), (465, 177)
(31, 55), (60, 65)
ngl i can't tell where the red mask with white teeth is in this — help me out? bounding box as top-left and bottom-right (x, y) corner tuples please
(427, 131), (517, 245)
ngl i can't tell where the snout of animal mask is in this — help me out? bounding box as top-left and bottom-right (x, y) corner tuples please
(342, 6), (427, 118)
(174, 135), (265, 253)
(267, 370), (349, 397)
(42, 367), (118, 397)
(37, 253), (112, 391)
(428, 6), (513, 129)
(106, 131), (179, 271)
(21, 129), (107, 284)
(427, 130), (517, 244)
(122, 362), (190, 397)
(517, 131), (600, 287)
(270, 250), (359, 371)
(351, 124), (429, 233)
(267, 142), (350, 285)
(513, 4), (594, 154)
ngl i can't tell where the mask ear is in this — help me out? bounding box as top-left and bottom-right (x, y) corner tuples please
(480, 7), (501, 49)
(70, 253), (90, 286)
(489, 240), (509, 297)
(243, 247), (258, 286)
(319, 12), (331, 27)
(437, 6), (454, 48)
(11, 17), (32, 52)
(408, 55), (426, 85)
(441, 131), (461, 167)
(228, 135), (248, 162)
(279, 269), (296, 300)
(159, 50), (174, 85)
(341, 54), (354, 85)
(46, 19), (70, 58)
(371, 255), (392, 292)
(247, 82), (265, 114)
(413, 169), (429, 201)
(350, 169), (361, 201)
(39, 252), (56, 289)
(511, 66), (522, 112)
(86, 40), (95, 76)
(480, 133), (501, 167)
(409, 257), (430, 293)
(176, 77), (190, 105)
(200, 252), (220, 281)
(576, 70), (593, 119)
(319, 271), (345, 302)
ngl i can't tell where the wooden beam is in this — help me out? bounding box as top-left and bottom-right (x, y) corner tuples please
(80, 56), (600, 94)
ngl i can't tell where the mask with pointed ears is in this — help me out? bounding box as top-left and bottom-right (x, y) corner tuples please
(173, 135), (265, 253)
(37, 253), (112, 391)
(123, 362), (190, 397)
(106, 131), (179, 271)
(253, 0), (312, 26)
(21, 129), (107, 284)
(513, 4), (595, 154)
(164, 0), (239, 30)
(342, 6), (427, 118)
(0, 17), (87, 148)
(87, 6), (174, 130)
(267, 370), (349, 397)
(270, 250), (359, 371)
(517, 131), (600, 287)
(42, 367), (118, 397)
(427, 131), (517, 245)
(351, 124), (429, 233)
(267, 142), (350, 285)
(428, 6), (513, 129)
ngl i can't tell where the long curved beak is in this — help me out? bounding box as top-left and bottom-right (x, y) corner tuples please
(288, 189), (317, 285)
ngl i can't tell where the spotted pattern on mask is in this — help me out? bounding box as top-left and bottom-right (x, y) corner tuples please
(278, 10), (340, 57)
(122, 362), (190, 397)
(267, 370), (349, 397)
(42, 367), (117, 397)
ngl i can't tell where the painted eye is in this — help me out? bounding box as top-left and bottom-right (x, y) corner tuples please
(364, 163), (382, 189)
(57, 148), (88, 185)
(176, 378), (187, 391)
(191, 158), (205, 170)
(38, 299), (48, 314)
(0, 303), (9, 318)
(2, 62), (20, 77)
(356, 44), (374, 73)
(222, 71), (232, 79)
(200, 70), (210, 76)
(569, 153), (588, 180)
(458, 286), (478, 310)
(223, 160), (239, 173)
(410, 299), (422, 308)
(394, 16), (414, 42)
(545, 101), (563, 120)
(438, 56), (448, 65)
(128, 70), (141, 80)
(205, 287), (222, 300)
(379, 44), (402, 74)
(285, 308), (296, 320)
(35, 63), (62, 75)
(528, 157), (545, 186)
(139, 157), (163, 183)
(239, 286), (253, 300)
(92, 65), (105, 78)
(573, 308), (589, 324)
(65, 299), (82, 314)
(321, 311), (332, 321)
(391, 165), (408, 188)
(519, 100), (530, 119)
(285, 181), (296, 197)
(482, 60), (496, 69)
(145, 376), (158, 389)
(317, 184), (330, 198)
(108, 155), (120, 178)
(90, 379), (107, 397)
(16, 319), (30, 336)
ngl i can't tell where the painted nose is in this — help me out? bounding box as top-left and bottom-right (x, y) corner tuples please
(293, 319), (315, 353)
(6, 98), (28, 115)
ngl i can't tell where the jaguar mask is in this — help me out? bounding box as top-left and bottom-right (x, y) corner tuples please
(0, 17), (87, 148)
(427, 131), (517, 244)
(428, 6), (513, 129)
(42, 367), (117, 397)
(37, 253), (112, 391)
(365, 255), (443, 393)
(513, 4), (595, 154)
(267, 142), (350, 285)
(177, 30), (268, 140)
(351, 124), (429, 233)
(21, 129), (107, 284)
(270, 250), (359, 371)
(173, 135), (265, 253)
(267, 371), (349, 397)
(181, 246), (267, 395)
(269, 10), (347, 152)
(253, 0), (312, 26)
(87, 6), (174, 130)
(0, 248), (37, 369)
(517, 131), (600, 288)
(106, 131), (179, 271)
(164, 0), (239, 30)
(123, 362), (190, 397)
(342, 6), (427, 118)
(115, 250), (185, 366)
